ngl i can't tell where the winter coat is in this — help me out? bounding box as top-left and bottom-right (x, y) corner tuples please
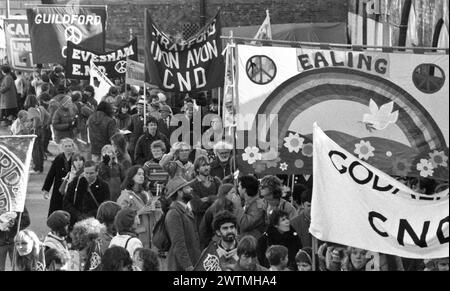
(189, 176), (222, 230)
(199, 198), (235, 249)
(266, 199), (298, 222)
(63, 177), (110, 227)
(116, 189), (163, 249)
(165, 201), (201, 271)
(115, 113), (132, 131)
(73, 101), (94, 142)
(43, 233), (69, 253)
(290, 209), (312, 248)
(257, 226), (302, 271)
(98, 161), (125, 202)
(134, 131), (169, 166)
(235, 196), (267, 240)
(0, 73), (18, 109)
(210, 157), (234, 181)
(87, 111), (118, 155)
(0, 208), (30, 247)
(52, 107), (77, 143)
(127, 114), (145, 157)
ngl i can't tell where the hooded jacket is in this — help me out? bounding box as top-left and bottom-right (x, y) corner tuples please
(87, 111), (118, 155)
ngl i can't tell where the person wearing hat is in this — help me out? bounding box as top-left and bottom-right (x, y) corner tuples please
(157, 104), (173, 138)
(44, 210), (71, 253)
(296, 247), (314, 271)
(165, 176), (201, 271)
(109, 208), (143, 258)
(51, 94), (78, 143)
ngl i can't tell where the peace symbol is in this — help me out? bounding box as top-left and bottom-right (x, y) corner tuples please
(64, 26), (83, 44)
(246, 55), (277, 85)
(115, 61), (127, 74)
(412, 63), (446, 94)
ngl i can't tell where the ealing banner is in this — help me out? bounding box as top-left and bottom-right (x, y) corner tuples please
(0, 136), (36, 213)
(310, 123), (449, 259)
(4, 17), (34, 71)
(144, 10), (224, 92)
(26, 5), (107, 64)
(126, 59), (145, 87)
(66, 38), (138, 80)
(234, 44), (449, 181)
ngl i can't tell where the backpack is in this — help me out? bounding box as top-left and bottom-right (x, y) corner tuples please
(152, 212), (170, 252)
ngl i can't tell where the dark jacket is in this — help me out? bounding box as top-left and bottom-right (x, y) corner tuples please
(256, 226), (302, 271)
(290, 209), (312, 248)
(157, 117), (173, 139)
(98, 161), (125, 202)
(127, 114), (145, 157)
(189, 176), (222, 231)
(63, 177), (110, 227)
(87, 111), (118, 155)
(165, 201), (201, 271)
(210, 157), (234, 181)
(235, 196), (267, 240)
(199, 198), (234, 249)
(42, 153), (72, 216)
(0, 207), (30, 247)
(134, 131), (169, 166)
(0, 73), (18, 109)
(52, 106), (77, 143)
(115, 113), (132, 131)
(73, 101), (94, 142)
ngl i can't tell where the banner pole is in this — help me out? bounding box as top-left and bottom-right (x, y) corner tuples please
(11, 211), (23, 271)
(291, 174), (295, 205)
(312, 236), (317, 271)
(143, 82), (147, 129)
(6, 0), (10, 18)
(229, 31), (238, 177)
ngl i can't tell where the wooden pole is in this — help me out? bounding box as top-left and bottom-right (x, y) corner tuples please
(229, 31), (237, 177)
(312, 236), (317, 271)
(143, 82), (147, 128)
(11, 211), (23, 271)
(6, 0), (11, 19)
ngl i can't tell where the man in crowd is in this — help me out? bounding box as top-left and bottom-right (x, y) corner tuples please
(134, 116), (170, 165)
(63, 161), (111, 228)
(232, 235), (268, 271)
(128, 98), (146, 162)
(266, 245), (289, 271)
(210, 141), (234, 180)
(260, 175), (297, 220)
(291, 189), (312, 248)
(143, 140), (170, 194)
(165, 176), (201, 271)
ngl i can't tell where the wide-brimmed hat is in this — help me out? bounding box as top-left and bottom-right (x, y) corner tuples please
(165, 176), (190, 199)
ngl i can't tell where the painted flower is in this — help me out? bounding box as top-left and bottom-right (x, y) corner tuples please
(429, 151), (448, 168)
(354, 140), (375, 160)
(416, 159), (434, 178)
(266, 157), (281, 169)
(279, 162), (288, 171)
(253, 161), (267, 174)
(302, 143), (313, 158)
(284, 133), (305, 153)
(295, 159), (305, 169)
(242, 146), (262, 165)
(392, 158), (412, 177)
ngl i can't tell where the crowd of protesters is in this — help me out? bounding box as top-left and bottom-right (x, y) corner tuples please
(0, 63), (448, 271)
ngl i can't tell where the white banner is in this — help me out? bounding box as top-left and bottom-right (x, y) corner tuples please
(310, 123), (449, 259)
(89, 61), (114, 104)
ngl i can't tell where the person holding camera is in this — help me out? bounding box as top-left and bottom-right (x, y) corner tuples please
(98, 145), (125, 202)
(52, 95), (78, 144)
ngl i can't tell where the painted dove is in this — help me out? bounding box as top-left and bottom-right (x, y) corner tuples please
(362, 99), (399, 132)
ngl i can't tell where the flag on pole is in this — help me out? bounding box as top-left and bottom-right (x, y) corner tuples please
(89, 61), (114, 104)
(253, 10), (272, 41)
(406, 3), (419, 47)
(0, 135), (36, 213)
(310, 123), (449, 259)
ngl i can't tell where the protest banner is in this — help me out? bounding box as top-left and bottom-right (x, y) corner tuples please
(26, 5), (107, 64)
(4, 17), (34, 71)
(125, 58), (145, 87)
(233, 43), (449, 181)
(144, 10), (224, 92)
(0, 135), (36, 213)
(309, 123), (449, 259)
(89, 61), (114, 104)
(66, 38), (138, 80)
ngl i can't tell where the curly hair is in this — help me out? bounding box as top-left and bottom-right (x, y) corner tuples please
(101, 246), (133, 271)
(70, 218), (105, 250)
(121, 165), (149, 192)
(212, 210), (237, 232)
(134, 248), (160, 271)
(260, 175), (283, 199)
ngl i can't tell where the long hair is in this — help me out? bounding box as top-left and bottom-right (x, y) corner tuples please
(13, 230), (44, 271)
(111, 133), (128, 159)
(121, 165), (149, 192)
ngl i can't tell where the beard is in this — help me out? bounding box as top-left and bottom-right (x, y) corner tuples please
(182, 192), (193, 203)
(222, 233), (236, 243)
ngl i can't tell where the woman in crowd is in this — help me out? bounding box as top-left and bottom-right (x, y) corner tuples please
(111, 132), (132, 174)
(115, 101), (132, 131)
(101, 246), (135, 271)
(59, 153), (85, 197)
(99, 145), (125, 202)
(70, 217), (105, 271)
(13, 230), (46, 271)
(295, 247), (315, 271)
(257, 210), (302, 271)
(42, 138), (76, 217)
(133, 248), (160, 271)
(0, 65), (18, 125)
(117, 166), (163, 249)
(343, 247), (369, 271)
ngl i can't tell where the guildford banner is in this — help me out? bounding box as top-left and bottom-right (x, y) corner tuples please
(234, 44), (449, 181)
(144, 10), (224, 92)
(4, 17), (34, 71)
(66, 38), (138, 80)
(26, 5), (107, 64)
(310, 123), (449, 259)
(0, 136), (36, 213)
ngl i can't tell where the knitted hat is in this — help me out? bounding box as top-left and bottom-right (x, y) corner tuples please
(165, 176), (190, 199)
(295, 247), (313, 265)
(218, 184), (234, 198)
(114, 208), (137, 233)
(159, 104), (172, 113)
(97, 201), (121, 224)
(47, 210), (71, 231)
